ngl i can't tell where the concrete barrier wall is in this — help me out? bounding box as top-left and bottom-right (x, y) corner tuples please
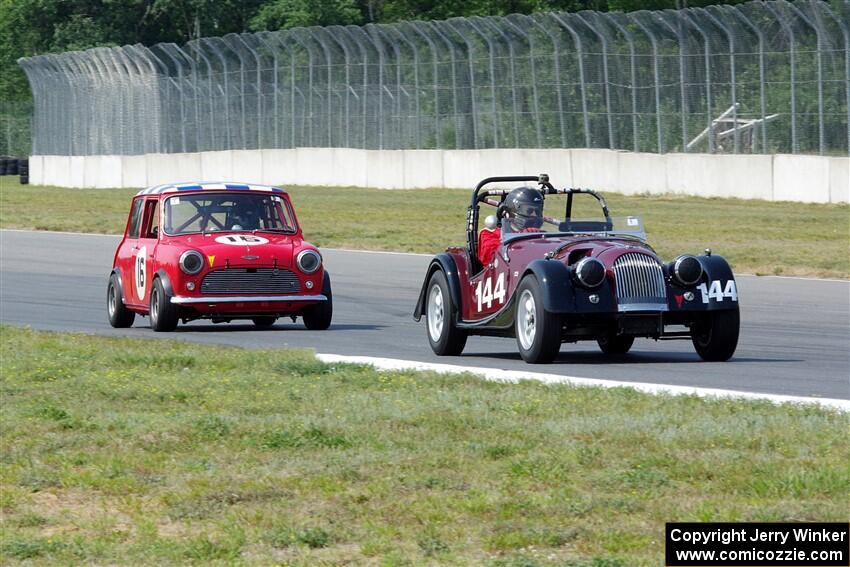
(31, 149), (849, 203)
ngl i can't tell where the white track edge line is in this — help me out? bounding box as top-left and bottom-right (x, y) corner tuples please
(315, 353), (850, 411)
(1, 229), (847, 282)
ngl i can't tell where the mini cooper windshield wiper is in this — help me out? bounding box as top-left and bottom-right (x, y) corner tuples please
(252, 228), (292, 234)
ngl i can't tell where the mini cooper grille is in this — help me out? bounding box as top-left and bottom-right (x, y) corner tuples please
(613, 253), (667, 308)
(201, 268), (300, 295)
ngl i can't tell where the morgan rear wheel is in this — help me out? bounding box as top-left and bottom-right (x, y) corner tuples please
(425, 270), (467, 356)
(107, 274), (135, 328)
(597, 334), (634, 355)
(150, 277), (178, 332)
(303, 272), (333, 330)
(515, 275), (561, 364)
(692, 308), (739, 361)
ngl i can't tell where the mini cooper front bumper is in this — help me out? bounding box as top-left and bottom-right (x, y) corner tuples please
(170, 294), (327, 304)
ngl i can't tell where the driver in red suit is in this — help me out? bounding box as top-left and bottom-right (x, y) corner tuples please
(478, 186), (545, 266)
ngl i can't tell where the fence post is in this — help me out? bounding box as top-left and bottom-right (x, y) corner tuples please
(577, 12), (615, 149)
(321, 27), (354, 148)
(383, 25), (422, 149)
(700, 9), (739, 153)
(783, 1), (825, 155)
(187, 41), (217, 151)
(550, 13), (591, 148)
(723, 6), (765, 152)
(256, 32), (282, 149)
(606, 14), (640, 152)
(344, 25), (373, 149)
(506, 15), (543, 148)
(428, 22), (463, 149)
(373, 25), (405, 149)
(764, 2), (798, 153)
(405, 22), (441, 148)
(526, 14), (565, 148)
(156, 45), (191, 153)
(818, 1), (850, 155)
(447, 19), (484, 149)
(681, 10), (714, 153)
(630, 14), (664, 153)
(468, 16), (506, 148)
(656, 11), (689, 152)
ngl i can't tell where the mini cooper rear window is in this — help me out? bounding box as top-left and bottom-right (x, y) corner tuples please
(163, 192), (297, 236)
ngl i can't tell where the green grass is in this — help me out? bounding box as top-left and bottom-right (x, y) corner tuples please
(1, 325), (847, 565)
(0, 178), (847, 278)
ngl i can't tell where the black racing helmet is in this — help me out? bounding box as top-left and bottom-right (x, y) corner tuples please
(501, 186), (544, 231)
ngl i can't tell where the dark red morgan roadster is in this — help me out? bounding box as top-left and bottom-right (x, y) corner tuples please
(414, 175), (740, 363)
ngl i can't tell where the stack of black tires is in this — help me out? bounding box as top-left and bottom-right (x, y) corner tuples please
(0, 157), (29, 184)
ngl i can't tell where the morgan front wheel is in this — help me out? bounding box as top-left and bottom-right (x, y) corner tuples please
(107, 273), (135, 328)
(149, 277), (179, 332)
(692, 308), (739, 362)
(515, 276), (561, 364)
(425, 270), (467, 356)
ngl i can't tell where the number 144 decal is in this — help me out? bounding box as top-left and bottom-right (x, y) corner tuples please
(697, 280), (738, 303)
(475, 273), (506, 312)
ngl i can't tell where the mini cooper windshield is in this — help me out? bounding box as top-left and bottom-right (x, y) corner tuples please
(163, 192), (297, 236)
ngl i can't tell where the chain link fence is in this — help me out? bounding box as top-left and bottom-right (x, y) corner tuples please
(17, 0), (850, 156)
(0, 101), (32, 157)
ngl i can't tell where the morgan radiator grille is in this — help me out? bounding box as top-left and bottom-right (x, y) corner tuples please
(613, 253), (667, 311)
(201, 268), (301, 295)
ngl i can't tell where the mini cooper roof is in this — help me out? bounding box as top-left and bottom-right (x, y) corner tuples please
(135, 182), (286, 196)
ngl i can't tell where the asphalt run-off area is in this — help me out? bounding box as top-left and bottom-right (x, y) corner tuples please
(1, 229), (848, 404)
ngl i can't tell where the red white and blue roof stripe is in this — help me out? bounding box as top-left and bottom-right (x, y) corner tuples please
(136, 182), (285, 196)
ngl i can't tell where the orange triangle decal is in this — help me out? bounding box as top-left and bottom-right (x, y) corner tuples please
(207, 255), (215, 267)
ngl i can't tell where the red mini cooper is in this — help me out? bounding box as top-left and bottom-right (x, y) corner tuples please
(107, 182), (332, 331)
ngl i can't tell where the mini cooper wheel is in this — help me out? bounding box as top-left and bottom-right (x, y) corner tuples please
(691, 308), (739, 361)
(149, 277), (179, 332)
(303, 272), (333, 330)
(425, 270), (467, 356)
(252, 317), (277, 328)
(597, 333), (634, 355)
(515, 275), (561, 364)
(107, 273), (135, 328)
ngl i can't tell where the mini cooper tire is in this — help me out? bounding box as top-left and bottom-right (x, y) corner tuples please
(303, 273), (333, 330)
(425, 270), (467, 356)
(107, 274), (135, 328)
(692, 308), (739, 362)
(515, 275), (561, 364)
(149, 277), (179, 332)
(252, 317), (277, 328)
(597, 334), (634, 355)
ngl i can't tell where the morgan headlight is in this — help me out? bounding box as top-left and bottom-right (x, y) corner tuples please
(179, 250), (204, 275)
(670, 255), (703, 287)
(572, 257), (606, 289)
(296, 249), (322, 274)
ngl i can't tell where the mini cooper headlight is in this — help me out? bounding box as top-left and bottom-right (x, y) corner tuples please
(670, 255), (703, 287)
(296, 249), (321, 274)
(179, 250), (204, 275)
(572, 257), (606, 289)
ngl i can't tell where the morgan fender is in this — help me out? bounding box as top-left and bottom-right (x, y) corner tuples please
(670, 527), (848, 546)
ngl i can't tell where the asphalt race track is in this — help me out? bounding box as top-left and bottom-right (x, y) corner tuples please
(1, 229), (848, 400)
